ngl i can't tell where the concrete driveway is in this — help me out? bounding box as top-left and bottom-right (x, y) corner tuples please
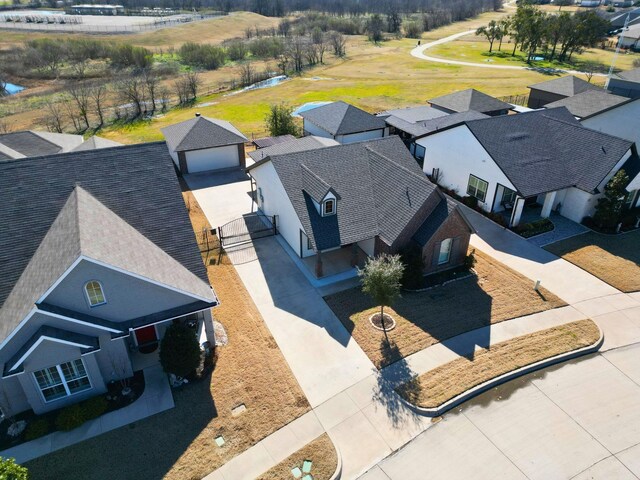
(361, 342), (640, 480)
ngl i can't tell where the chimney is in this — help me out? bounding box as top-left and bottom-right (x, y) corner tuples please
(195, 112), (201, 117)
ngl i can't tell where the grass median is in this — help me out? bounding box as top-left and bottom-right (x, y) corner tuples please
(397, 319), (600, 409)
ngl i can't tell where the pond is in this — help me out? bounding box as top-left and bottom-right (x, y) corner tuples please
(291, 101), (332, 117)
(1, 82), (25, 96)
(226, 75), (288, 96)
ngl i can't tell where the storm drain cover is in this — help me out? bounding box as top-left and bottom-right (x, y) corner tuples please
(214, 436), (225, 447)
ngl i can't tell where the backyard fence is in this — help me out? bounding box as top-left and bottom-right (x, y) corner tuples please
(499, 93), (530, 107)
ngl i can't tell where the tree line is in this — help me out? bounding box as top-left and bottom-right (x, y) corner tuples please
(476, 4), (610, 63)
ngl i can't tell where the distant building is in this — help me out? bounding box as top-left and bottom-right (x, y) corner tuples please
(608, 67), (640, 98)
(68, 4), (124, 15)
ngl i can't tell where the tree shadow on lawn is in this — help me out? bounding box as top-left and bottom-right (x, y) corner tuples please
(26, 371), (218, 480)
(326, 276), (493, 367)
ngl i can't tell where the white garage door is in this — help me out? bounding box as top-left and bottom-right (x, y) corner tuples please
(186, 145), (240, 173)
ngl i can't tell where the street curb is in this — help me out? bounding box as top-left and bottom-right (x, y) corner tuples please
(397, 324), (604, 418)
(329, 439), (342, 480)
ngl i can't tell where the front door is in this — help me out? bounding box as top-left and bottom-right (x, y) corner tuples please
(134, 325), (158, 354)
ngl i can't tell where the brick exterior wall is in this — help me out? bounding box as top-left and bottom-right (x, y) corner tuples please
(421, 209), (472, 274)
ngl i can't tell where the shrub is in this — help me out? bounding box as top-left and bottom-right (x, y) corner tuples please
(265, 103), (300, 137)
(55, 404), (86, 431)
(25, 418), (50, 441)
(82, 396), (108, 421)
(0, 457), (28, 480)
(462, 196), (478, 208)
(160, 323), (201, 377)
(399, 245), (425, 289)
(110, 44), (153, 70)
(487, 212), (507, 226)
(464, 249), (477, 270)
(226, 39), (248, 61)
(179, 42), (226, 70)
(404, 22), (423, 38)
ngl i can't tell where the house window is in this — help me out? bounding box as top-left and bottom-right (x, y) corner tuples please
(414, 144), (426, 160)
(624, 190), (637, 209)
(33, 359), (91, 402)
(467, 175), (488, 202)
(438, 238), (453, 265)
(307, 236), (313, 250)
(502, 187), (517, 206)
(323, 199), (335, 216)
(84, 281), (106, 307)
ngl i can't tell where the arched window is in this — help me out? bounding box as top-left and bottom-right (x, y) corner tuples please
(84, 281), (106, 307)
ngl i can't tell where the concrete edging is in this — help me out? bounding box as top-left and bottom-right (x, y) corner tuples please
(328, 439), (343, 480)
(398, 325), (604, 418)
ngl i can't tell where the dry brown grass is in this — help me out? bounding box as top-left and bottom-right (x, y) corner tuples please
(545, 231), (640, 293)
(397, 319), (600, 408)
(26, 187), (309, 480)
(325, 250), (566, 369)
(257, 434), (338, 480)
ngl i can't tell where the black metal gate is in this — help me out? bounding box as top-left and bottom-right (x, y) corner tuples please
(218, 213), (277, 248)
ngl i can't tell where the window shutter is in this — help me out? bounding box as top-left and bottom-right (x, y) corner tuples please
(432, 242), (442, 266)
(451, 236), (462, 264)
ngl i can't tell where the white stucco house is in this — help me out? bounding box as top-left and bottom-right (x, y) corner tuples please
(299, 101), (388, 144)
(419, 108), (640, 227)
(161, 114), (248, 174)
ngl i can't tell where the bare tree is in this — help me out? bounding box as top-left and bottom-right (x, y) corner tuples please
(43, 99), (65, 133)
(90, 84), (108, 129)
(0, 78), (7, 98)
(328, 31), (347, 57)
(240, 62), (255, 87)
(0, 119), (11, 134)
(64, 102), (83, 133)
(174, 72), (200, 106)
(185, 71), (200, 102)
(143, 70), (159, 116)
(276, 53), (290, 75)
(287, 36), (307, 73)
(69, 82), (92, 132)
(117, 76), (145, 119)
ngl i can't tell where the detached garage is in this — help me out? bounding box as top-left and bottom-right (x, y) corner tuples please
(161, 114), (248, 174)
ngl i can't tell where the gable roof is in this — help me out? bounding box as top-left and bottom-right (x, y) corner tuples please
(465, 108), (633, 197)
(0, 142), (214, 342)
(406, 110), (489, 139)
(252, 135), (296, 149)
(428, 89), (513, 114)
(248, 136), (338, 163)
(161, 116), (248, 152)
(613, 67), (640, 82)
(377, 105), (448, 123)
(545, 90), (632, 119)
(266, 136), (447, 251)
(299, 101), (386, 136)
(71, 136), (123, 152)
(528, 75), (603, 97)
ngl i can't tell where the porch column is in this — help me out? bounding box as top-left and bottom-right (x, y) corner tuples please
(510, 196), (525, 227)
(541, 191), (557, 219)
(350, 244), (359, 267)
(315, 250), (323, 278)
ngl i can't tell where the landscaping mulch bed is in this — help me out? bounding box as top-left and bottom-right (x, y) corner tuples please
(545, 230), (640, 293)
(396, 319), (600, 409)
(325, 250), (566, 369)
(25, 190), (310, 480)
(257, 433), (338, 480)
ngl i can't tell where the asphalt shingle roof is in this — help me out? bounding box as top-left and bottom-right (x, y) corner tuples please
(248, 136), (338, 163)
(412, 198), (459, 247)
(545, 90), (631, 119)
(0, 131), (62, 157)
(300, 101), (386, 136)
(428, 89), (513, 114)
(377, 105), (447, 123)
(465, 108), (633, 197)
(252, 135), (296, 148)
(409, 111), (489, 139)
(161, 116), (248, 152)
(614, 67), (640, 82)
(268, 136), (444, 251)
(0, 142), (215, 343)
(528, 75), (603, 97)
(71, 136), (123, 152)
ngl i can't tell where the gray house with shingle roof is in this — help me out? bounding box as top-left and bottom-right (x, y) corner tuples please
(300, 101), (388, 145)
(608, 67), (640, 99)
(162, 114), (248, 174)
(420, 108), (640, 226)
(527, 75), (603, 109)
(247, 136), (473, 278)
(0, 143), (218, 415)
(0, 131), (85, 160)
(428, 89), (513, 116)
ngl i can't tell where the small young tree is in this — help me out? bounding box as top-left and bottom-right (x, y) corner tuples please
(265, 103), (299, 137)
(593, 169), (629, 229)
(358, 254), (404, 332)
(159, 323), (201, 378)
(0, 457), (28, 480)
(476, 20), (501, 53)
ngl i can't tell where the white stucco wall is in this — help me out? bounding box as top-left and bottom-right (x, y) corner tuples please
(303, 120), (333, 139)
(419, 126), (516, 212)
(582, 100), (640, 148)
(337, 128), (387, 145)
(561, 187), (597, 223)
(250, 162), (308, 257)
(185, 145), (240, 173)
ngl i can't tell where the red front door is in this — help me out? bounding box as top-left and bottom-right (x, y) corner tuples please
(134, 325), (158, 346)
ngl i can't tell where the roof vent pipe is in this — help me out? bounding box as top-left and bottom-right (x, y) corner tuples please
(195, 112), (201, 117)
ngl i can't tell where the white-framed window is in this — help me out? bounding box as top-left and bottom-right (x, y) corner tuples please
(33, 359), (91, 402)
(624, 190), (637, 209)
(438, 238), (453, 265)
(84, 280), (106, 307)
(323, 199), (335, 216)
(307, 236), (313, 250)
(467, 175), (489, 202)
(502, 187), (517, 205)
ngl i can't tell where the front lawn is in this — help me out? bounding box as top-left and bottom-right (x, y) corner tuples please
(325, 250), (566, 368)
(545, 230), (640, 293)
(397, 319), (600, 409)
(257, 434), (337, 480)
(26, 190), (309, 480)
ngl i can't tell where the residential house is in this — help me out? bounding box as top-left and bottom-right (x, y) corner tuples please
(247, 136), (473, 278)
(428, 89), (513, 116)
(161, 114), (248, 174)
(0, 142), (218, 416)
(608, 67), (640, 98)
(419, 108), (640, 226)
(609, 8), (640, 29)
(617, 23), (640, 50)
(545, 90), (640, 146)
(377, 105), (449, 140)
(248, 136), (338, 163)
(299, 101), (388, 144)
(0, 131), (85, 160)
(527, 75), (602, 108)
(252, 135), (297, 150)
